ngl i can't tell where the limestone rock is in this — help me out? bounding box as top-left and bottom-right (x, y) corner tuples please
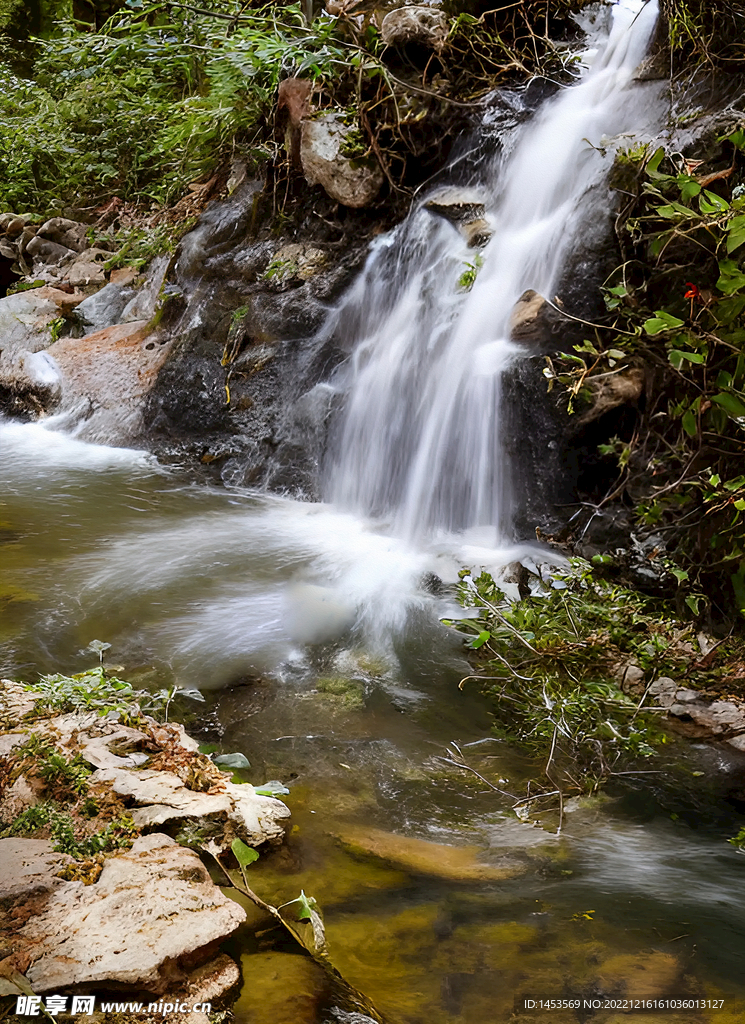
(300, 114), (383, 208)
(91, 766), (290, 844)
(0, 679), (39, 726)
(20, 834), (246, 994)
(381, 6), (449, 50)
(0, 839), (73, 902)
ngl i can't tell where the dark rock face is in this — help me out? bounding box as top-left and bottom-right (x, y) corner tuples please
(142, 182), (369, 497)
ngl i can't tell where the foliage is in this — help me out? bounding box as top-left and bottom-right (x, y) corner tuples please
(661, 0), (745, 72)
(26, 666), (171, 724)
(0, 801), (138, 858)
(445, 561), (690, 792)
(546, 136), (745, 620)
(0, 2), (360, 211)
(0, 0), (611, 217)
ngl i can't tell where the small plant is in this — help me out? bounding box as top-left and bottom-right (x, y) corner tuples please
(457, 254), (484, 291)
(0, 803), (139, 858)
(444, 560), (683, 793)
(26, 666), (171, 725)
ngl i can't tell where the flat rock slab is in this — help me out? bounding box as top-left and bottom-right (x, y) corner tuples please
(19, 833), (246, 994)
(0, 839), (74, 902)
(91, 766), (290, 844)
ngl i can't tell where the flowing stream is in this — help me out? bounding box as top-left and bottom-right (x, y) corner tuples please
(2, 1), (745, 1020)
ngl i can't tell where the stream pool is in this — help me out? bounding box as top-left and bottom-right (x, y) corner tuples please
(2, 418), (745, 1024)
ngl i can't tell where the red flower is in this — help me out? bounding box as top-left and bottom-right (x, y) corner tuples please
(684, 282), (700, 300)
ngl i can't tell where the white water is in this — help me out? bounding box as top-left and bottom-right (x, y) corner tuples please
(0, 0), (664, 677)
(326, 0), (661, 544)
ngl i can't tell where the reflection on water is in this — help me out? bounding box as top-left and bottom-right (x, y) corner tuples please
(2, 420), (745, 1021)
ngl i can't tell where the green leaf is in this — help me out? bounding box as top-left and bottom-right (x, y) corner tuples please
(644, 311), (685, 335)
(711, 392), (745, 419)
(231, 838), (259, 868)
(214, 752), (251, 769)
(668, 349), (705, 369)
(699, 189), (730, 214)
(677, 176), (701, 201)
(717, 260), (745, 295)
(469, 630), (491, 649)
(727, 215), (745, 254)
(295, 890), (318, 921)
(681, 408), (697, 436)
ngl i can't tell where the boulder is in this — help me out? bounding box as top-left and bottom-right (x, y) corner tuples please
(300, 114), (384, 208)
(45, 319), (172, 443)
(36, 217), (88, 254)
(18, 834), (246, 994)
(576, 366), (644, 425)
(380, 6), (449, 50)
(509, 289), (567, 346)
(25, 235), (75, 265)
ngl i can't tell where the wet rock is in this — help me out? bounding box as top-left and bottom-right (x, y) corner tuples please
(46, 320), (172, 443)
(596, 950), (681, 1000)
(300, 114), (384, 208)
(18, 834), (246, 994)
(425, 187), (491, 247)
(509, 290), (567, 347)
(120, 255), (169, 322)
(233, 952), (329, 1024)
(334, 826), (524, 881)
(380, 6), (449, 50)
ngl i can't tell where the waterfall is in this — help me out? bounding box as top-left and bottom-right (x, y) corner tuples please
(325, 0), (661, 546)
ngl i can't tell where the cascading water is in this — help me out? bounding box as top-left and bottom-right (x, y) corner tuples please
(326, 0), (661, 545)
(0, 0), (666, 673)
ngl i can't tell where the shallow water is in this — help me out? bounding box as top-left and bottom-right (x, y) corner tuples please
(2, 419), (745, 1023)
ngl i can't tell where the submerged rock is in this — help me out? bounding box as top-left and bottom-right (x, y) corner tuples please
(333, 825), (524, 881)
